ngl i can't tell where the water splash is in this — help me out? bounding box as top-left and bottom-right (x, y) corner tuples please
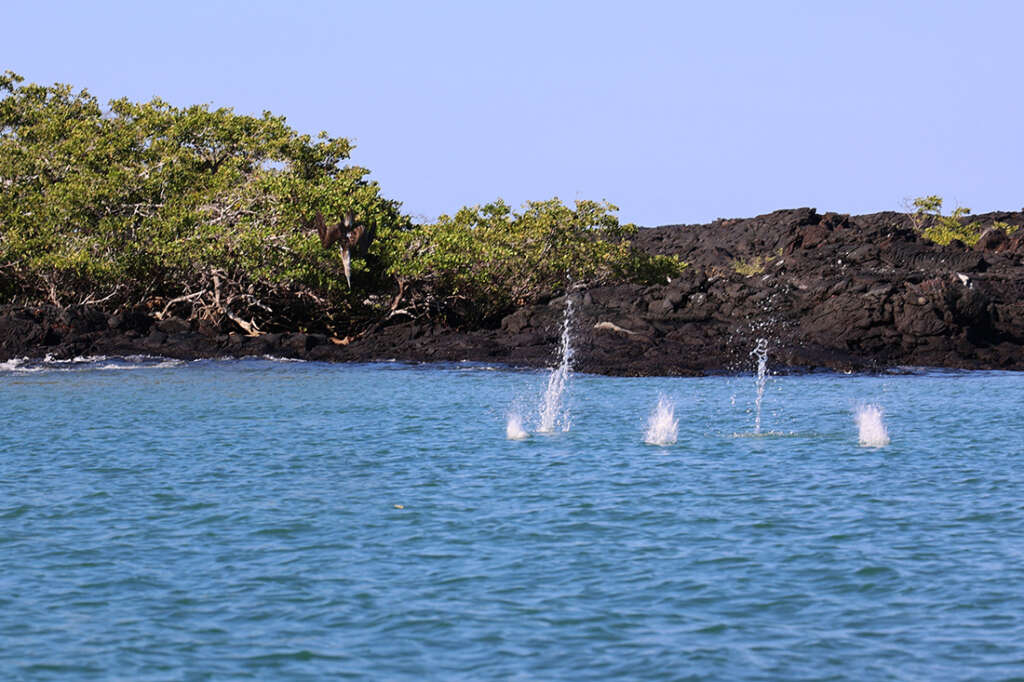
(537, 297), (574, 433)
(644, 395), (678, 446)
(505, 412), (530, 440)
(751, 338), (769, 434)
(855, 404), (890, 447)
(0, 357), (30, 372)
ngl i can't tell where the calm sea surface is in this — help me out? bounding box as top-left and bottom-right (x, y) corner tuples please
(1, 357), (1023, 680)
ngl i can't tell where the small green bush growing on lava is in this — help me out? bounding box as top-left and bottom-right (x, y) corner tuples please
(907, 195), (981, 246)
(905, 195), (1019, 247)
(731, 255), (767, 277)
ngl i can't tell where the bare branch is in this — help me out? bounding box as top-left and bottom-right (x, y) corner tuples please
(158, 291), (204, 319)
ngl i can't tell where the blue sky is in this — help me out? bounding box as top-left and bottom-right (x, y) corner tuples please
(6, 1), (1022, 225)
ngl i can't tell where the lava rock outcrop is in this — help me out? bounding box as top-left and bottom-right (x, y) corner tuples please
(4, 208), (1024, 375)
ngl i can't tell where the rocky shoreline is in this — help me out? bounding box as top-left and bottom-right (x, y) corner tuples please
(4, 207), (1024, 375)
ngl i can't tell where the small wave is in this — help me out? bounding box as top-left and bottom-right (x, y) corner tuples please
(0, 355), (184, 374)
(91, 356), (184, 370)
(730, 430), (799, 439)
(47, 354), (111, 365)
(100, 358), (185, 370)
(0, 357), (32, 372)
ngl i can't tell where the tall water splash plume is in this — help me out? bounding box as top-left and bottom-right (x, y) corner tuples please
(537, 297), (574, 433)
(855, 404), (890, 447)
(751, 338), (769, 434)
(644, 395), (678, 446)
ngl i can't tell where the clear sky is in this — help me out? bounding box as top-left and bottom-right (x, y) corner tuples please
(6, 1), (1022, 225)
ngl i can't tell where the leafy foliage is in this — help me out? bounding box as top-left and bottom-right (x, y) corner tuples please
(905, 195), (1023, 246)
(907, 195), (984, 246)
(0, 71), (405, 333)
(991, 220), (1020, 236)
(906, 195), (943, 232)
(1, 73), (683, 334)
(385, 198), (684, 323)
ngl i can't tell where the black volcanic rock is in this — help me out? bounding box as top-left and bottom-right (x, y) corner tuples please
(4, 208), (1024, 374)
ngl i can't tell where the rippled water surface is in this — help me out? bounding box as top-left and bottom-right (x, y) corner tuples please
(2, 357), (1023, 680)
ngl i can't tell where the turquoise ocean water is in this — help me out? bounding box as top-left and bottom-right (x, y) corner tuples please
(2, 357), (1023, 680)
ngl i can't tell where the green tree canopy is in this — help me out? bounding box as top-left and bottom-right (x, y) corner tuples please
(1, 73), (681, 335)
(385, 198), (683, 323)
(0, 71), (406, 333)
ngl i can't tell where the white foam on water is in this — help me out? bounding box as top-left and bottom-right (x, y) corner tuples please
(96, 358), (184, 370)
(855, 404), (890, 447)
(505, 412), (530, 440)
(537, 297), (574, 433)
(1, 355), (185, 373)
(50, 354), (108, 364)
(0, 357), (33, 372)
(644, 395), (678, 446)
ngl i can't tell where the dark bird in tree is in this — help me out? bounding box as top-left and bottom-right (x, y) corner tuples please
(304, 211), (375, 288)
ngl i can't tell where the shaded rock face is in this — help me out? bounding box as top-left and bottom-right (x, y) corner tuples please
(3, 208), (1024, 375)
(606, 207), (1024, 373)
(493, 207), (1024, 374)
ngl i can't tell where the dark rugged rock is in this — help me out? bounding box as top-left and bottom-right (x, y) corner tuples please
(155, 316), (192, 335)
(4, 207), (1024, 374)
